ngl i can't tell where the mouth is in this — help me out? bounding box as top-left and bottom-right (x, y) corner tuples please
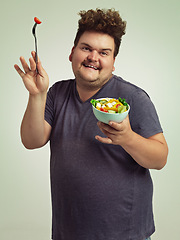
(83, 63), (100, 71)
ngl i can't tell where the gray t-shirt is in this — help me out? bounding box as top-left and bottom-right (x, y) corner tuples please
(45, 75), (163, 240)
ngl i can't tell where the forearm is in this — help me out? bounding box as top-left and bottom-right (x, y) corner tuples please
(121, 132), (168, 170)
(21, 92), (47, 149)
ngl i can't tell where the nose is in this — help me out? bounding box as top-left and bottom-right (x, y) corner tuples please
(87, 50), (98, 62)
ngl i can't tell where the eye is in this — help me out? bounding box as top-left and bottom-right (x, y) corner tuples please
(82, 47), (91, 52)
(100, 51), (108, 56)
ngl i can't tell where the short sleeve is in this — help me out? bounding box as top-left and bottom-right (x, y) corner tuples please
(129, 89), (163, 138)
(45, 86), (54, 127)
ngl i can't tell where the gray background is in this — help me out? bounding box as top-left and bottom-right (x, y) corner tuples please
(1, 0), (180, 239)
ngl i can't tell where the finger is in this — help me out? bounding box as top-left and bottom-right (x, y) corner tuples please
(110, 115), (129, 129)
(14, 64), (25, 78)
(31, 51), (40, 63)
(97, 123), (114, 141)
(95, 135), (112, 144)
(20, 56), (31, 73)
(108, 121), (122, 131)
(31, 51), (36, 61)
(29, 57), (36, 71)
(36, 60), (45, 77)
(97, 121), (117, 134)
(31, 51), (44, 76)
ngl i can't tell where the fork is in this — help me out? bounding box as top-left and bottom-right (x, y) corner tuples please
(32, 17), (42, 73)
(32, 22), (39, 73)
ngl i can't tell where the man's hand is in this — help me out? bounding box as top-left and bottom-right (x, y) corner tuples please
(14, 51), (51, 149)
(14, 51), (49, 95)
(96, 115), (168, 170)
(95, 115), (132, 145)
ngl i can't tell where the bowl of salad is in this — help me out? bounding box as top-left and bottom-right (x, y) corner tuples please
(90, 97), (130, 124)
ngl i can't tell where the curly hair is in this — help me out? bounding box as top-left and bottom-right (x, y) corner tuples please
(74, 8), (127, 57)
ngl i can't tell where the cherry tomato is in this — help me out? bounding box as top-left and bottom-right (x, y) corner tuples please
(34, 17), (42, 24)
(100, 107), (108, 112)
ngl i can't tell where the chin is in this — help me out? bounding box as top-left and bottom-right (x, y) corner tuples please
(79, 78), (109, 92)
(75, 72), (97, 81)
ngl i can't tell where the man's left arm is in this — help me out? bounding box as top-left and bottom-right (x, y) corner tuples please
(96, 116), (168, 170)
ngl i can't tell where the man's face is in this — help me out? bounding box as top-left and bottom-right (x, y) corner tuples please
(69, 31), (115, 91)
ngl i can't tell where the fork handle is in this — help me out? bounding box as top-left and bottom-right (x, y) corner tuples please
(34, 35), (38, 73)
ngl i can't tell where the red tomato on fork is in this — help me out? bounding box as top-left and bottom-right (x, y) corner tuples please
(34, 17), (42, 24)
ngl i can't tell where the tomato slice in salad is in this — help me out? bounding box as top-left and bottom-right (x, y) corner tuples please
(100, 107), (108, 112)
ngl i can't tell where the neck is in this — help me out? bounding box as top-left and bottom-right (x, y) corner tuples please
(76, 85), (100, 102)
(75, 74), (114, 102)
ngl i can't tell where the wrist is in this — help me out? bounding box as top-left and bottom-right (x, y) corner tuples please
(29, 90), (47, 99)
(28, 91), (47, 106)
(120, 129), (136, 148)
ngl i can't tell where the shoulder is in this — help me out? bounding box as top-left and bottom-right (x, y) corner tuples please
(114, 75), (147, 90)
(50, 79), (74, 91)
(112, 75), (150, 102)
(48, 79), (75, 98)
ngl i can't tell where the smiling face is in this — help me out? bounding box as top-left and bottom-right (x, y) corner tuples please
(69, 31), (116, 92)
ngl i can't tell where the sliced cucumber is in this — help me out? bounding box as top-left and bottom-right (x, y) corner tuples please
(108, 110), (116, 113)
(99, 100), (108, 104)
(118, 105), (126, 113)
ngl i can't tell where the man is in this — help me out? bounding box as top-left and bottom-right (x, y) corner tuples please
(14, 8), (168, 240)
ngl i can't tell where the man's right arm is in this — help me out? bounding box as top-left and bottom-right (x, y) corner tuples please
(20, 93), (51, 149)
(14, 51), (51, 149)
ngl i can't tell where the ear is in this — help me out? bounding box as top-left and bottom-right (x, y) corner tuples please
(69, 46), (75, 62)
(112, 58), (116, 72)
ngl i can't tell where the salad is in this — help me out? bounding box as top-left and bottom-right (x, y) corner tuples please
(90, 97), (129, 114)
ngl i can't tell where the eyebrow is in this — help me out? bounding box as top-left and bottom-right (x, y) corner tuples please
(80, 43), (112, 52)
